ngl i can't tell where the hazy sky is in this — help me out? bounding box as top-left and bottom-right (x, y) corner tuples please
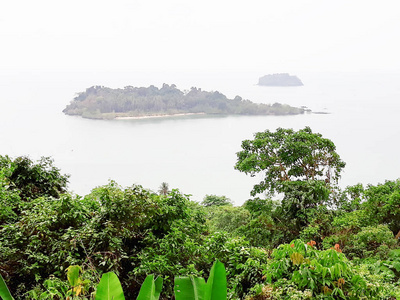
(1, 0), (400, 73)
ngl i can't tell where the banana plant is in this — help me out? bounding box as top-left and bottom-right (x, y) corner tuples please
(136, 275), (163, 300)
(174, 260), (227, 300)
(1, 261), (225, 300)
(95, 272), (125, 300)
(0, 274), (14, 300)
(94, 272), (163, 300)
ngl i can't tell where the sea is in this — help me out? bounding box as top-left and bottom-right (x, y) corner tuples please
(1, 70), (399, 205)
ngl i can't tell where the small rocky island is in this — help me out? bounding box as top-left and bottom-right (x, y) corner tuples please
(63, 84), (305, 119)
(258, 73), (303, 86)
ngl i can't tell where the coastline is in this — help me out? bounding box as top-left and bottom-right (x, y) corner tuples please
(115, 112), (206, 120)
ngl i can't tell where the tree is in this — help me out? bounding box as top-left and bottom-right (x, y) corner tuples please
(361, 179), (400, 234)
(235, 127), (345, 196)
(0, 155), (69, 200)
(235, 127), (346, 234)
(158, 182), (170, 196)
(201, 194), (233, 207)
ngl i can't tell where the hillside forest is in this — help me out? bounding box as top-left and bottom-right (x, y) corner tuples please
(1, 127), (400, 299)
(62, 84), (305, 119)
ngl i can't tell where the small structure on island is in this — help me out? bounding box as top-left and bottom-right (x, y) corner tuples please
(258, 73), (303, 86)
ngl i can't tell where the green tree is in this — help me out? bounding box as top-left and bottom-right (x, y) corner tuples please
(235, 127), (345, 197)
(238, 198), (285, 248)
(362, 180), (400, 234)
(201, 195), (232, 207)
(205, 205), (250, 234)
(235, 127), (345, 235)
(0, 155), (69, 201)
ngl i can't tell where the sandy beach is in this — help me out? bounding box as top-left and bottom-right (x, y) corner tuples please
(115, 112), (206, 120)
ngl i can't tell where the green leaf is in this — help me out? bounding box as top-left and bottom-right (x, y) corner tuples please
(392, 261), (400, 272)
(174, 276), (206, 300)
(205, 260), (227, 300)
(0, 274), (14, 300)
(137, 275), (163, 300)
(174, 261), (226, 300)
(95, 272), (125, 300)
(67, 265), (81, 288)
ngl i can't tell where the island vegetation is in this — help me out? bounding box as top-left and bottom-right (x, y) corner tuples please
(258, 73), (303, 86)
(62, 84), (305, 119)
(1, 127), (400, 299)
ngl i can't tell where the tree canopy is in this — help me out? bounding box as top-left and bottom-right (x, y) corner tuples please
(0, 155), (69, 201)
(201, 194), (233, 207)
(235, 127), (346, 196)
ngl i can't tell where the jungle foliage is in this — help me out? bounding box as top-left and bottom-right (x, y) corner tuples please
(1, 127), (400, 299)
(62, 84), (304, 119)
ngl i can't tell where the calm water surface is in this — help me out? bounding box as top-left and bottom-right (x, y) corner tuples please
(1, 70), (399, 204)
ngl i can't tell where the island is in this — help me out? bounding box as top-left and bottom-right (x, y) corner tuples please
(62, 84), (305, 119)
(258, 73), (303, 86)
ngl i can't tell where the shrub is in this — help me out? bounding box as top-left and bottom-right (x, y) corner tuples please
(0, 155), (69, 201)
(347, 225), (397, 259)
(263, 240), (392, 299)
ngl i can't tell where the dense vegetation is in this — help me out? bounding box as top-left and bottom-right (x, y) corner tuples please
(1, 127), (400, 299)
(62, 84), (305, 119)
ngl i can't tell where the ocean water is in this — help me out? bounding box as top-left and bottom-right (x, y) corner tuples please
(1, 70), (399, 205)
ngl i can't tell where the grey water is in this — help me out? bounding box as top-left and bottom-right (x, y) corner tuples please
(1, 70), (400, 205)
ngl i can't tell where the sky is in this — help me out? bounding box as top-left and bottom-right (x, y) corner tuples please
(1, 0), (400, 73)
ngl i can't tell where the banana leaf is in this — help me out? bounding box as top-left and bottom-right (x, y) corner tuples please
(0, 274), (14, 300)
(205, 260), (227, 300)
(175, 276), (206, 300)
(95, 272), (125, 300)
(174, 260), (226, 300)
(136, 275), (163, 300)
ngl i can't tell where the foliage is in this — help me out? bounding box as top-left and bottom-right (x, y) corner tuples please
(202, 197), (284, 248)
(62, 84), (305, 119)
(336, 184), (364, 212)
(136, 275), (163, 300)
(133, 219), (206, 297)
(324, 180), (400, 260)
(174, 276), (206, 300)
(4, 128), (400, 299)
(0, 155), (68, 227)
(0, 155), (69, 201)
(299, 207), (336, 244)
(205, 205), (249, 235)
(95, 272), (125, 300)
(66, 265), (92, 299)
(362, 179), (400, 234)
(364, 248), (400, 285)
(201, 233), (269, 299)
(336, 180), (400, 235)
(236, 199), (284, 248)
(0, 273), (14, 300)
(323, 225), (398, 260)
(235, 127), (345, 196)
(242, 198), (278, 217)
(175, 260), (227, 300)
(263, 240), (399, 299)
(0, 171), (20, 225)
(278, 180), (333, 234)
(235, 127), (346, 239)
(0, 179), (209, 299)
(201, 195), (233, 207)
